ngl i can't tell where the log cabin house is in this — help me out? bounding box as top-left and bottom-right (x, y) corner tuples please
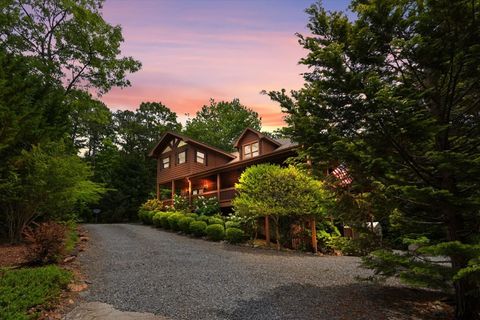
(149, 127), (297, 210)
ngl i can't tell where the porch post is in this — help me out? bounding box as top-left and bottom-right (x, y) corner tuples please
(265, 216), (270, 247)
(188, 178), (192, 205)
(311, 217), (318, 254)
(156, 183), (160, 200)
(171, 180), (175, 201)
(216, 173), (221, 200)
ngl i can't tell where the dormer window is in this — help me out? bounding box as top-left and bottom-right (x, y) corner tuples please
(244, 142), (259, 159)
(177, 151), (186, 164)
(196, 150), (206, 164)
(162, 157), (170, 169)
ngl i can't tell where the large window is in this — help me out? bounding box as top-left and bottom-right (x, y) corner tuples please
(162, 157), (170, 169)
(177, 151), (186, 164)
(243, 142), (259, 159)
(196, 150), (206, 164)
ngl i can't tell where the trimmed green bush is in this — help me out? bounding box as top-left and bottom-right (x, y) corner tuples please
(186, 213), (199, 220)
(225, 221), (241, 229)
(152, 212), (164, 227)
(167, 213), (184, 231)
(208, 217), (224, 225)
(160, 212), (173, 229)
(197, 215), (210, 223)
(225, 227), (244, 244)
(143, 211), (155, 225)
(189, 220), (207, 237)
(178, 217), (195, 233)
(205, 224), (225, 241)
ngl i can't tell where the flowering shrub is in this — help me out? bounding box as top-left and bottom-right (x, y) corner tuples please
(173, 194), (190, 212)
(192, 196), (220, 216)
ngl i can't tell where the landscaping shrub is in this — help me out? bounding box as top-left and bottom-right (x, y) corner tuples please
(140, 198), (163, 212)
(329, 234), (379, 256)
(186, 213), (199, 220)
(225, 227), (244, 244)
(208, 217), (224, 225)
(197, 215), (210, 223)
(205, 224), (225, 241)
(152, 212), (164, 227)
(168, 213), (184, 231)
(192, 196), (220, 216)
(0, 265), (72, 320)
(178, 217), (195, 233)
(189, 220), (207, 237)
(23, 222), (67, 265)
(225, 221), (241, 229)
(160, 212), (173, 229)
(173, 194), (190, 212)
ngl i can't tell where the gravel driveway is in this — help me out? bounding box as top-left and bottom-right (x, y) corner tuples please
(78, 224), (446, 320)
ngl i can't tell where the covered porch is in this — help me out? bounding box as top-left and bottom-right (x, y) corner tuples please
(158, 169), (242, 208)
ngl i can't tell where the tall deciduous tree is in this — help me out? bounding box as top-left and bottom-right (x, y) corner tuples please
(184, 99), (261, 152)
(269, 1), (480, 318)
(1, 0), (141, 94)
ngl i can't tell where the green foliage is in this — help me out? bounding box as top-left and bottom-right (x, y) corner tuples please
(183, 99), (261, 152)
(196, 215), (211, 223)
(225, 221), (241, 229)
(1, 142), (106, 241)
(189, 221), (207, 237)
(167, 213), (184, 231)
(178, 217), (195, 234)
(0, 266), (72, 320)
(2, 0), (141, 94)
(186, 213), (199, 220)
(225, 228), (245, 244)
(152, 212), (164, 228)
(192, 196), (220, 216)
(173, 194), (190, 212)
(140, 199), (163, 212)
(268, 1), (480, 316)
(160, 212), (173, 229)
(205, 224), (225, 241)
(208, 217), (224, 226)
(234, 164), (331, 249)
(63, 221), (79, 255)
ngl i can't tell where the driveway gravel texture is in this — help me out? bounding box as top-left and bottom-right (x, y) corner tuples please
(79, 224), (447, 320)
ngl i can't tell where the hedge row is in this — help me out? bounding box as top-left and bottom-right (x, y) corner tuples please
(138, 210), (245, 244)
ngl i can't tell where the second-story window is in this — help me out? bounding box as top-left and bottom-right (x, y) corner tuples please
(162, 157), (170, 169)
(196, 150), (206, 164)
(244, 142), (259, 159)
(177, 151), (186, 164)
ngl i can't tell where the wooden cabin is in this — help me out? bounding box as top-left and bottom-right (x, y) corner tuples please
(149, 128), (297, 209)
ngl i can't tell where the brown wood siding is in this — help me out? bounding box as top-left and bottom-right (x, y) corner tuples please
(261, 139), (278, 155)
(157, 142), (233, 184)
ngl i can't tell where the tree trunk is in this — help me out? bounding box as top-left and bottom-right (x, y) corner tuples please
(264, 215), (270, 247)
(273, 216), (281, 250)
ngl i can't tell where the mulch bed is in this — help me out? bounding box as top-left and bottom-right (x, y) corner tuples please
(0, 243), (29, 267)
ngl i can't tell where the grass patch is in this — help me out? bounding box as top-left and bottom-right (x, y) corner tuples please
(64, 221), (78, 255)
(0, 265), (72, 320)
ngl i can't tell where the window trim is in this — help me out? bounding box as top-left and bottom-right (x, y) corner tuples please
(195, 150), (206, 165)
(177, 150), (186, 165)
(162, 156), (170, 169)
(243, 141), (259, 159)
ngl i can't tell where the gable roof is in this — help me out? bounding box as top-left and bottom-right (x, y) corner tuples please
(148, 131), (236, 159)
(233, 127), (282, 148)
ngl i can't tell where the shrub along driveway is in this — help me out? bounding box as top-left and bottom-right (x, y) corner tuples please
(77, 224), (448, 320)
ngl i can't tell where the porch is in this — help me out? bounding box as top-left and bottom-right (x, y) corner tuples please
(158, 170), (242, 208)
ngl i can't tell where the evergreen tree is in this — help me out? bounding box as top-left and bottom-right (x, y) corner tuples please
(269, 1), (480, 318)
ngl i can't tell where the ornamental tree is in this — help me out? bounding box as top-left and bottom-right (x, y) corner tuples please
(233, 164), (331, 250)
(268, 1), (480, 318)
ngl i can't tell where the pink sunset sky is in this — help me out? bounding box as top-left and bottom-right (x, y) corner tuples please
(100, 0), (351, 131)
